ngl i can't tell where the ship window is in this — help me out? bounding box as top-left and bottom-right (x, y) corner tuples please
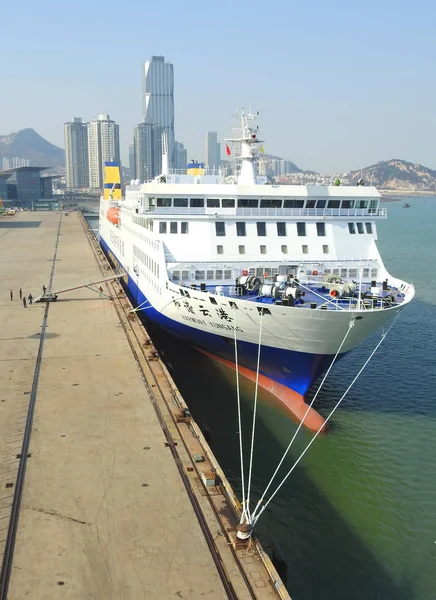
(257, 222), (266, 236)
(316, 200), (326, 208)
(305, 200), (316, 209)
(260, 245), (267, 254)
(238, 245), (246, 254)
(174, 198), (188, 207)
(238, 199), (259, 207)
(207, 270), (214, 280)
(333, 268), (340, 276)
(181, 222), (189, 234)
(349, 268), (358, 278)
(348, 222), (356, 234)
(236, 222), (246, 236)
(302, 245), (309, 254)
(182, 270), (190, 280)
(324, 268), (331, 274)
(264, 268), (272, 277)
(316, 222), (326, 236)
(217, 245), (224, 254)
(277, 222), (286, 236)
(260, 199), (282, 208)
(283, 199), (304, 208)
(342, 200), (354, 208)
(170, 222), (178, 234)
(327, 200), (340, 208)
(195, 270), (205, 280)
(297, 222), (306, 236)
(371, 268), (378, 278)
(159, 222), (167, 234)
(357, 222), (364, 234)
(357, 200), (368, 209)
(224, 269), (232, 279)
(215, 222), (225, 236)
(222, 198), (235, 208)
(157, 198), (171, 207)
(323, 245), (329, 254)
(256, 268), (264, 277)
(363, 268), (370, 278)
(172, 270), (180, 281)
(215, 270), (223, 280)
(281, 245), (288, 254)
(207, 198), (220, 207)
(341, 268), (347, 277)
(190, 198), (204, 207)
(365, 222), (373, 234)
(249, 268), (256, 276)
(369, 200), (378, 213)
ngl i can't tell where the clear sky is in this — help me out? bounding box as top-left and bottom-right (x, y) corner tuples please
(1, 0), (435, 173)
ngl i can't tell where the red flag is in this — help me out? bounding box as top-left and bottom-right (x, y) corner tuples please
(226, 143), (231, 156)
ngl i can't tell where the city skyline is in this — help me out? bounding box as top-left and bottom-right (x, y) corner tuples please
(2, 0), (435, 173)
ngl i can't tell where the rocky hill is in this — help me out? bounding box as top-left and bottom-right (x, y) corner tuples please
(0, 128), (65, 170)
(348, 159), (436, 191)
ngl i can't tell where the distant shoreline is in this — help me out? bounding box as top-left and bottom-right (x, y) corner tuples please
(380, 189), (436, 198)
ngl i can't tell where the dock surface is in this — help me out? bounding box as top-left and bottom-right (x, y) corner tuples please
(0, 212), (289, 599)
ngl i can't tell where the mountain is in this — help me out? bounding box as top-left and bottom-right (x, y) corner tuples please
(348, 159), (436, 191)
(0, 128), (65, 170)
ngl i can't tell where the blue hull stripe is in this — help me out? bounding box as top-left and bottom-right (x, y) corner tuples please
(101, 238), (337, 396)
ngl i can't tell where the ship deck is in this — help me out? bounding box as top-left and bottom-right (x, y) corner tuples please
(189, 282), (407, 311)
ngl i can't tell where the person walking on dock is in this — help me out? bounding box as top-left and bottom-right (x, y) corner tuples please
(19, 287), (22, 299)
(42, 285), (47, 295)
(10, 290), (13, 301)
(23, 296), (27, 308)
(28, 294), (33, 305)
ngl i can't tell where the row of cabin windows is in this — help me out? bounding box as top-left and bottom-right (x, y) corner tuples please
(172, 266), (377, 282)
(155, 197), (378, 210)
(216, 244), (329, 255)
(216, 221), (326, 237)
(159, 222), (189, 234)
(133, 244), (159, 278)
(349, 222), (373, 234)
(172, 269), (233, 281)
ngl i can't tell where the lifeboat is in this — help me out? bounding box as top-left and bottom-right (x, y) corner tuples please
(107, 207), (120, 225)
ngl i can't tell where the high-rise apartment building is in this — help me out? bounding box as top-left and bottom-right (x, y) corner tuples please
(87, 114), (120, 189)
(64, 117), (89, 190)
(205, 132), (221, 169)
(142, 56), (175, 168)
(133, 120), (162, 182)
(128, 144), (135, 179)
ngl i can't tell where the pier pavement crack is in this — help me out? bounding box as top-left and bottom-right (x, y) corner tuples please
(24, 506), (90, 526)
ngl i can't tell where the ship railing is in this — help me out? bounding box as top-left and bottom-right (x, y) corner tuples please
(141, 207), (387, 218)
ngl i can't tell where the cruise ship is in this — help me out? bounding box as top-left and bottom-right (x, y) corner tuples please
(99, 111), (415, 430)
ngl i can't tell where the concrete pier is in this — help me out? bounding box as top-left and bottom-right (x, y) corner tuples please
(0, 212), (290, 599)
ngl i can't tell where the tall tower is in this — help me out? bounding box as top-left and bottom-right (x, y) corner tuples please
(64, 117), (89, 190)
(87, 114), (120, 190)
(205, 132), (220, 169)
(142, 56), (175, 168)
(133, 121), (162, 182)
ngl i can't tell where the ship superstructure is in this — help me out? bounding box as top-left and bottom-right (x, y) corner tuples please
(99, 110), (414, 429)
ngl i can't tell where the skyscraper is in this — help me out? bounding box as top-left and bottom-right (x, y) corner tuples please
(205, 132), (221, 169)
(129, 144), (135, 179)
(142, 56), (175, 168)
(133, 121), (163, 182)
(64, 117), (89, 190)
(87, 114), (120, 190)
(174, 141), (188, 170)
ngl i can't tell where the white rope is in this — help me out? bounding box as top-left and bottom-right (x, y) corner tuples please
(251, 316), (356, 521)
(245, 308), (265, 521)
(253, 310), (402, 527)
(231, 305), (248, 522)
(128, 297), (151, 313)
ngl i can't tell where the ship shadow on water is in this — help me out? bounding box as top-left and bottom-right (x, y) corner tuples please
(140, 318), (417, 600)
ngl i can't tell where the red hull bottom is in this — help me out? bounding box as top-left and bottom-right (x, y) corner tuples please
(198, 349), (328, 433)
